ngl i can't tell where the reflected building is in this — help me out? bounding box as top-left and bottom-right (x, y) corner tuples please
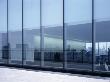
(0, 0), (110, 76)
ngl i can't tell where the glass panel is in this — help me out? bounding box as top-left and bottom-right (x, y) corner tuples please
(8, 0), (22, 65)
(23, 0), (40, 66)
(65, 0), (92, 70)
(0, 0), (8, 63)
(42, 0), (63, 68)
(95, 0), (110, 72)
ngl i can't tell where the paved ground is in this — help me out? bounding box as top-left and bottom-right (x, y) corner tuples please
(0, 66), (110, 82)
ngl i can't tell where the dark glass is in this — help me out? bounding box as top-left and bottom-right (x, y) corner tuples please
(8, 0), (22, 65)
(95, 0), (110, 72)
(0, 0), (8, 63)
(23, 0), (40, 66)
(65, 0), (92, 70)
(42, 0), (63, 68)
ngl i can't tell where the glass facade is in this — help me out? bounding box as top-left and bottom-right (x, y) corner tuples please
(65, 0), (92, 70)
(0, 0), (110, 74)
(42, 0), (63, 68)
(23, 0), (40, 66)
(8, 0), (22, 65)
(0, 0), (8, 63)
(94, 0), (110, 72)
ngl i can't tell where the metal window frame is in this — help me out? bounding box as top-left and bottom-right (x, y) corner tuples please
(1, 0), (110, 77)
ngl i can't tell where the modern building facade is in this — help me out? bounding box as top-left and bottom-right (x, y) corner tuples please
(0, 0), (110, 75)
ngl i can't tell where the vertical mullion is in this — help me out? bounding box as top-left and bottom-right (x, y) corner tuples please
(92, 0), (95, 72)
(63, 0), (67, 69)
(22, 0), (24, 66)
(7, 0), (9, 64)
(40, 0), (44, 67)
(63, 0), (64, 69)
(40, 0), (42, 67)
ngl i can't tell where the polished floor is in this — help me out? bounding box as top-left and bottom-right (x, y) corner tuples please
(0, 66), (110, 82)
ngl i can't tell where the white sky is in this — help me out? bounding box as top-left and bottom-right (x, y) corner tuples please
(0, 0), (110, 32)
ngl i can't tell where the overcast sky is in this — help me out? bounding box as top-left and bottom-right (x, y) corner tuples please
(0, 0), (110, 32)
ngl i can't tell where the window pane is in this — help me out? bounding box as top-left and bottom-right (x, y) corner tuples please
(95, 0), (110, 72)
(23, 0), (40, 66)
(8, 0), (22, 65)
(0, 0), (8, 63)
(65, 0), (92, 70)
(42, 0), (63, 68)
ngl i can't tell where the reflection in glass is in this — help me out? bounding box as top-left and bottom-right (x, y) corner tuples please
(42, 0), (63, 68)
(0, 0), (110, 74)
(65, 0), (92, 70)
(0, 0), (8, 63)
(8, 0), (22, 65)
(95, 0), (110, 72)
(23, 0), (40, 66)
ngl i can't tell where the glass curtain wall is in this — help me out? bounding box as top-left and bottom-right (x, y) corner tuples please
(42, 0), (63, 68)
(95, 0), (110, 72)
(8, 0), (22, 65)
(1, 0), (110, 74)
(0, 0), (8, 63)
(64, 0), (92, 70)
(23, 0), (41, 66)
